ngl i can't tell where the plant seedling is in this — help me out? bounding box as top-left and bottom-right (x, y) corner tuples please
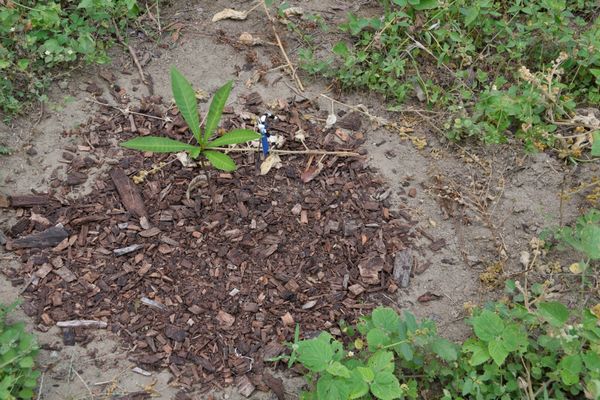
(121, 67), (260, 171)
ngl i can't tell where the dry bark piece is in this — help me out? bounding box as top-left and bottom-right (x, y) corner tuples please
(263, 372), (285, 400)
(114, 244), (143, 256)
(235, 375), (256, 397)
(281, 312), (294, 326)
(212, 8), (248, 22)
(110, 168), (148, 218)
(417, 291), (442, 303)
(348, 283), (365, 296)
(393, 249), (413, 288)
(9, 194), (49, 208)
(217, 310), (235, 328)
(10, 224), (69, 249)
(358, 256), (385, 285)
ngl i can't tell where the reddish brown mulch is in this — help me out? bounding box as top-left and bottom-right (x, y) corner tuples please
(2, 94), (417, 393)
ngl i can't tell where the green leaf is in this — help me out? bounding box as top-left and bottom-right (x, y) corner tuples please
(472, 310), (504, 341)
(207, 129), (260, 147)
(367, 351), (394, 375)
(372, 307), (401, 334)
(333, 42), (349, 57)
(349, 369), (370, 399)
(171, 67), (201, 143)
(396, 342), (413, 361)
(593, 132), (600, 157)
(500, 324), (528, 352)
(203, 150), (237, 172)
(204, 80), (233, 143)
(558, 354), (582, 385)
(121, 137), (198, 153)
(431, 338), (458, 361)
(356, 366), (375, 383)
(463, 339), (490, 366)
(538, 302), (569, 327)
(367, 328), (389, 350)
(326, 361), (351, 378)
(18, 356), (34, 368)
(297, 338), (334, 372)
(488, 340), (509, 366)
(316, 375), (350, 400)
(413, 0), (438, 10)
(370, 372), (402, 400)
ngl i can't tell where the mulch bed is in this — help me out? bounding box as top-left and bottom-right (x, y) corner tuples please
(2, 92), (419, 395)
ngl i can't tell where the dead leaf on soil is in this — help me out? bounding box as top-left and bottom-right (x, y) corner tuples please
(260, 153), (282, 175)
(301, 162), (323, 183)
(212, 8), (248, 22)
(239, 32), (263, 46)
(417, 291), (442, 303)
(325, 113), (337, 129)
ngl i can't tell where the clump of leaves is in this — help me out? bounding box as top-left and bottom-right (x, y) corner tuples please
(0, 0), (140, 116)
(295, 0), (600, 153)
(121, 67), (260, 172)
(275, 307), (458, 400)
(0, 303), (40, 400)
(276, 289), (600, 399)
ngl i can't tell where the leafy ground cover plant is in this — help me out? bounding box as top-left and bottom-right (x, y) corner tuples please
(0, 0), (140, 116)
(293, 0), (599, 153)
(121, 67), (260, 172)
(0, 303), (39, 400)
(276, 290), (600, 399)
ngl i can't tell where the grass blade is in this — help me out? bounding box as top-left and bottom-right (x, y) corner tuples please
(204, 150), (236, 172)
(207, 129), (260, 147)
(204, 80), (233, 143)
(170, 67), (201, 143)
(121, 136), (199, 153)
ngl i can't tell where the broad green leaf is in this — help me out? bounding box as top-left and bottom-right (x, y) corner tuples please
(431, 338), (458, 361)
(349, 369), (370, 399)
(395, 342), (413, 361)
(372, 307), (401, 334)
(18, 356), (34, 368)
(333, 42), (349, 57)
(583, 351), (600, 372)
(326, 361), (351, 378)
(500, 324), (528, 352)
(370, 372), (402, 400)
(121, 136), (198, 153)
(463, 339), (490, 366)
(413, 0), (438, 10)
(316, 375), (350, 400)
(538, 302), (569, 327)
(204, 80), (233, 143)
(203, 150), (236, 172)
(472, 310), (504, 341)
(367, 350), (395, 374)
(356, 366), (375, 383)
(558, 354), (582, 385)
(207, 129), (260, 147)
(297, 338), (334, 372)
(488, 340), (509, 366)
(367, 328), (389, 350)
(171, 67), (201, 142)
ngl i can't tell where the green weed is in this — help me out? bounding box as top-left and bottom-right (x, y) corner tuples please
(295, 0), (600, 153)
(0, 303), (39, 400)
(0, 0), (140, 116)
(121, 67), (260, 172)
(276, 286), (600, 400)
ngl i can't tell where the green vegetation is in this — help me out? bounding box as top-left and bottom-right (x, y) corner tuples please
(0, 303), (39, 400)
(121, 67), (261, 172)
(296, 0), (599, 154)
(0, 0), (140, 116)
(277, 292), (600, 400)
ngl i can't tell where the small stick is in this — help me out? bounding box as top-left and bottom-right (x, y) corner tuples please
(72, 368), (94, 399)
(261, 1), (304, 91)
(85, 98), (171, 122)
(57, 320), (108, 329)
(36, 371), (44, 400)
(112, 19), (148, 86)
(208, 146), (359, 157)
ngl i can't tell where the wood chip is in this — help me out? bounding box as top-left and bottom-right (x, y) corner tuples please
(110, 168), (148, 218)
(56, 320), (108, 329)
(10, 224), (69, 249)
(393, 249), (413, 288)
(217, 310), (235, 328)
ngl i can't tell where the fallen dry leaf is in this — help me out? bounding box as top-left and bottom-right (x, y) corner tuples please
(300, 162), (323, 183)
(417, 291), (442, 303)
(238, 32), (263, 46)
(212, 8), (248, 22)
(283, 6), (304, 17)
(260, 153), (282, 175)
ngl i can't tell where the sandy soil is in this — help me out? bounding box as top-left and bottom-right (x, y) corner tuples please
(0, 0), (597, 399)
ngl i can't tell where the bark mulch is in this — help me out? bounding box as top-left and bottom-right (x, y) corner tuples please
(2, 92), (419, 395)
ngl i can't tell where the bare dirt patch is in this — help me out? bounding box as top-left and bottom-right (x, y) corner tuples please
(1, 1), (598, 399)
